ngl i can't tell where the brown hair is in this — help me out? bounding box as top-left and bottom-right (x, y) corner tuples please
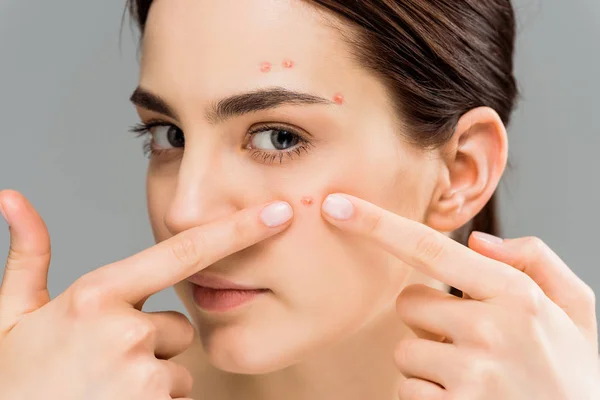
(126, 0), (518, 298)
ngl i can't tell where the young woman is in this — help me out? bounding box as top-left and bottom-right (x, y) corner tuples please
(0, 1), (598, 399)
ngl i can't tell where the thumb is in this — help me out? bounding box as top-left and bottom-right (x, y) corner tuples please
(0, 190), (51, 331)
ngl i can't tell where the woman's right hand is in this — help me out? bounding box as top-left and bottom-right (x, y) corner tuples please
(0, 190), (293, 400)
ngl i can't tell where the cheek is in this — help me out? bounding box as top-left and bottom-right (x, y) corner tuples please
(261, 148), (414, 305)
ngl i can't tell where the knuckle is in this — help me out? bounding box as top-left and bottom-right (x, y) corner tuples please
(514, 310), (542, 339)
(459, 355), (501, 390)
(122, 318), (156, 348)
(68, 277), (108, 315)
(509, 275), (545, 316)
(136, 361), (167, 390)
(524, 236), (548, 257)
(6, 247), (51, 270)
(468, 317), (503, 350)
(170, 231), (205, 267)
(580, 283), (596, 308)
(414, 231), (445, 265)
(233, 217), (252, 242)
(363, 209), (383, 236)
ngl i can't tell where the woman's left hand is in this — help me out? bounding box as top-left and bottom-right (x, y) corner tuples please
(321, 193), (600, 400)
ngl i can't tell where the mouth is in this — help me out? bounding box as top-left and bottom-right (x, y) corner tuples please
(187, 273), (270, 313)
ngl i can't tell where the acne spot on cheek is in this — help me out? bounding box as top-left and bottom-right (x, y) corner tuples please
(282, 60), (294, 69)
(260, 62), (272, 73)
(301, 196), (315, 206)
(333, 93), (344, 105)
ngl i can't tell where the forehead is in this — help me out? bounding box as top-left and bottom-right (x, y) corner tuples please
(139, 0), (359, 103)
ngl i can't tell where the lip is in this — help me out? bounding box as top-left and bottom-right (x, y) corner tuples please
(187, 273), (265, 291)
(188, 273), (269, 313)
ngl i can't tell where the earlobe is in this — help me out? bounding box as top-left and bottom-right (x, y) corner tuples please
(425, 107), (508, 232)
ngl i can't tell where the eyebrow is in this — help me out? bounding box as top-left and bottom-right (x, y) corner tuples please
(129, 86), (334, 123)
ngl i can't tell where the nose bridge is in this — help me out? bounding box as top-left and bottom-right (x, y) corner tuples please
(164, 142), (238, 235)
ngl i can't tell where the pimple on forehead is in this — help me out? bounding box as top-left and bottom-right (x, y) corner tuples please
(282, 60), (294, 69)
(260, 62), (272, 73)
(301, 196), (314, 206)
(333, 93), (344, 105)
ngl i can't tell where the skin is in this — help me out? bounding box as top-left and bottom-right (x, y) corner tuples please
(0, 0), (597, 399)
(0, 190), (295, 399)
(139, 0), (458, 393)
(141, 0), (445, 386)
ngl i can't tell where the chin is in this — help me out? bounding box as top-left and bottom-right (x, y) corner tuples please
(199, 322), (303, 374)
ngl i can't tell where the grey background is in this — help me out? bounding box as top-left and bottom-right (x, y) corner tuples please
(0, 0), (598, 340)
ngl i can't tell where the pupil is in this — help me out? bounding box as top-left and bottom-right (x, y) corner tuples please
(271, 130), (298, 150)
(167, 127), (185, 147)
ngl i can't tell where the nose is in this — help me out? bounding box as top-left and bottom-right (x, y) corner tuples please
(163, 145), (241, 236)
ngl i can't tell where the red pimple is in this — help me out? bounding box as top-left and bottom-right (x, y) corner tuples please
(282, 60), (294, 69)
(333, 93), (344, 105)
(301, 196), (314, 206)
(260, 62), (272, 73)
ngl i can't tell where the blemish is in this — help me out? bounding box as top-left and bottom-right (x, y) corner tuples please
(333, 93), (344, 105)
(301, 196), (314, 206)
(282, 60), (294, 69)
(260, 62), (272, 73)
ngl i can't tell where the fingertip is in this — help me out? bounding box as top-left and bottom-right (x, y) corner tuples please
(2, 190), (50, 252)
(321, 193), (355, 221)
(259, 201), (294, 228)
(0, 189), (32, 222)
(0, 190), (26, 227)
(469, 231), (504, 251)
(0, 189), (18, 219)
(0, 189), (23, 204)
(472, 231), (503, 244)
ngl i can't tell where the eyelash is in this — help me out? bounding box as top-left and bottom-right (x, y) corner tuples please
(128, 119), (313, 164)
(129, 119), (172, 158)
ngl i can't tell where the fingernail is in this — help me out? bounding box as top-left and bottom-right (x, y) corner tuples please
(260, 201), (293, 227)
(322, 194), (354, 220)
(0, 202), (8, 226)
(472, 231), (503, 244)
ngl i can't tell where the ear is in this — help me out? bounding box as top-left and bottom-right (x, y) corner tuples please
(424, 107), (508, 232)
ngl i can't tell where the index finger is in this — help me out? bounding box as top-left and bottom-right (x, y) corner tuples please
(90, 201), (293, 305)
(321, 194), (515, 300)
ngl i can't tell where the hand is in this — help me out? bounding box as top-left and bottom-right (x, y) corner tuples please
(321, 193), (600, 400)
(0, 190), (293, 400)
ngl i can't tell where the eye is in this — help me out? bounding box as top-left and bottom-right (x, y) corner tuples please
(150, 125), (185, 150)
(248, 128), (301, 151)
(243, 123), (313, 164)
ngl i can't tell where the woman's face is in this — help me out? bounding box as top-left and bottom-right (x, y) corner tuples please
(137, 0), (443, 374)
